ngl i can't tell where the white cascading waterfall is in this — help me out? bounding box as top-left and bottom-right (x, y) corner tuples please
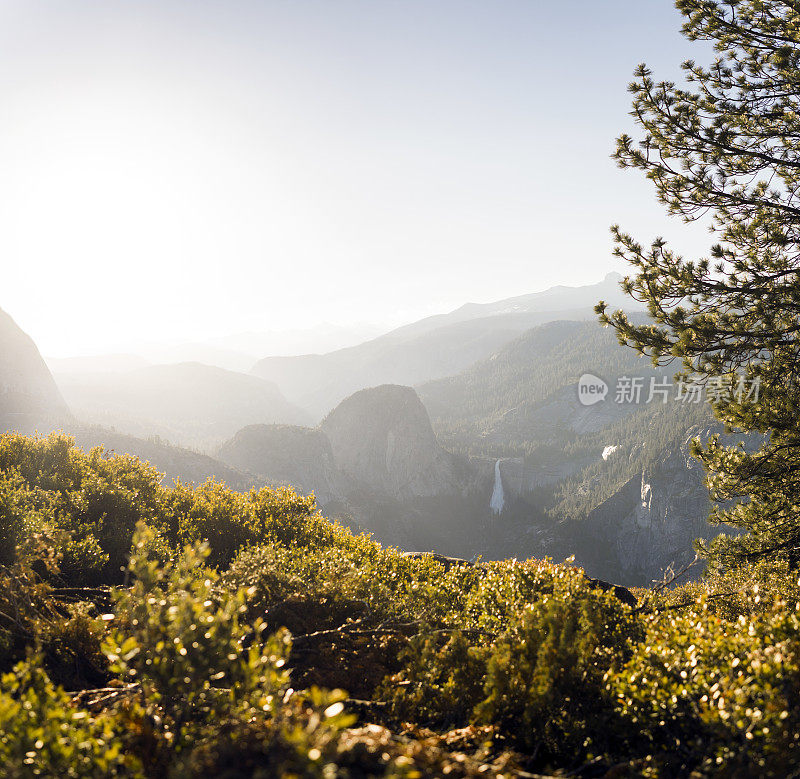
(489, 458), (504, 514)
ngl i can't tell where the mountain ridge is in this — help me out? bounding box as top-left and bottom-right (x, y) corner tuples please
(56, 361), (310, 449)
(0, 307), (68, 419)
(252, 273), (640, 417)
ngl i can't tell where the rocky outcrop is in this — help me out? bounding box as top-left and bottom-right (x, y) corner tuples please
(212, 386), (482, 557)
(216, 424), (344, 504)
(491, 455), (593, 495)
(585, 576), (638, 607)
(320, 385), (466, 501)
(573, 426), (724, 586)
(217, 386), (470, 507)
(0, 307), (69, 433)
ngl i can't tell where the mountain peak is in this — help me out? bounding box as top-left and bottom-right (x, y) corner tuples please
(0, 307), (68, 420)
(321, 384), (462, 500)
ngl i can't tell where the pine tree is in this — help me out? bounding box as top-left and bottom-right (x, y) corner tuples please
(597, 0), (800, 567)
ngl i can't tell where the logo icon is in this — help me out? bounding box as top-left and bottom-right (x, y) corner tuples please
(577, 373), (608, 406)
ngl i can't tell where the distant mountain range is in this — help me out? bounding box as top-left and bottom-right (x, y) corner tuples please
(56, 361), (310, 450)
(386, 272), (633, 340)
(1, 273), (732, 585)
(46, 322), (386, 375)
(251, 273), (639, 418)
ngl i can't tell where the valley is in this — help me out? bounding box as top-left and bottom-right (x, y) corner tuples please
(2, 273), (729, 586)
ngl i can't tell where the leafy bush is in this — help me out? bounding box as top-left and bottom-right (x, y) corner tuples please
(0, 433), (166, 584)
(165, 478), (329, 569)
(608, 598), (800, 776)
(381, 631), (489, 728)
(384, 575), (636, 769)
(659, 558), (800, 622)
(0, 528), (110, 688)
(475, 584), (634, 763)
(5, 432), (800, 774)
(104, 524), (356, 774)
(0, 655), (133, 778)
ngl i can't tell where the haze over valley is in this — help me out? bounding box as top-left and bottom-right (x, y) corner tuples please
(2, 272), (731, 586)
(0, 3), (727, 590)
(6, 2), (799, 772)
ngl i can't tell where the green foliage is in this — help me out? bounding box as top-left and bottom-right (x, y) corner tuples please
(384, 576), (637, 769)
(0, 528), (108, 689)
(655, 557), (800, 623)
(600, 0), (800, 568)
(227, 540), (612, 640)
(165, 477), (324, 569)
(475, 585), (633, 759)
(0, 655), (133, 778)
(0, 432), (166, 584)
(104, 525), (272, 741)
(609, 599), (800, 776)
(381, 631), (489, 728)
(104, 524), (355, 766)
(0, 431), (328, 582)
(7, 432), (800, 773)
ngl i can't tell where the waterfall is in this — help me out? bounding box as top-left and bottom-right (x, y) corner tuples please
(489, 459), (504, 514)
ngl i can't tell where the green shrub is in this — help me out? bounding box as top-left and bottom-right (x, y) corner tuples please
(660, 558), (800, 623)
(381, 631), (489, 728)
(608, 598), (800, 776)
(105, 524), (291, 743)
(12, 432), (800, 773)
(475, 585), (633, 762)
(0, 433), (167, 585)
(104, 524), (356, 774)
(0, 654), (134, 778)
(34, 601), (109, 691)
(382, 567), (637, 770)
(0, 526), (114, 689)
(166, 480), (324, 569)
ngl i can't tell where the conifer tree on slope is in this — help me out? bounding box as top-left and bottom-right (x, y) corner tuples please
(597, 0), (800, 568)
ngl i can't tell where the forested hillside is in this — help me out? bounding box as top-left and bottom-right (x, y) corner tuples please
(419, 316), (665, 455)
(415, 316), (728, 582)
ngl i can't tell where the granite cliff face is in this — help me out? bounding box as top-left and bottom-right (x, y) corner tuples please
(320, 384), (466, 501)
(216, 424), (344, 504)
(219, 385), (470, 506)
(215, 385), (483, 555)
(490, 455), (593, 495)
(572, 427), (720, 586)
(0, 307), (68, 424)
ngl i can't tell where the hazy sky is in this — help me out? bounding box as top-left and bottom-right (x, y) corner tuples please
(1, 1), (715, 356)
